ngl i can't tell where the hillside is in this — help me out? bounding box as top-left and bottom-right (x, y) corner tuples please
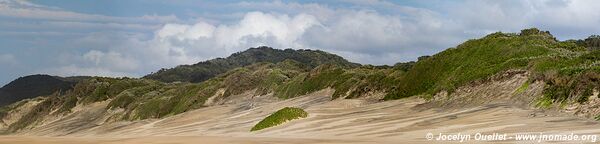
(0, 75), (81, 106)
(0, 28), (598, 143)
(143, 46), (360, 83)
(372, 29), (600, 102)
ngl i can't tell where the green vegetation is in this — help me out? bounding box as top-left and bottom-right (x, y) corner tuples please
(382, 28), (599, 104)
(0, 101), (26, 120)
(537, 70), (600, 106)
(144, 46), (359, 83)
(0, 74), (78, 106)
(574, 35), (600, 50)
(273, 64), (407, 99)
(385, 28), (556, 99)
(251, 107), (308, 131)
(535, 95), (554, 109)
(515, 80), (531, 94)
(9, 96), (60, 131)
(58, 95), (78, 113)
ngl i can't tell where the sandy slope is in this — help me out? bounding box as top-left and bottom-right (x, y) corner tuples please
(0, 136), (377, 144)
(2, 93), (600, 143)
(2, 72), (600, 143)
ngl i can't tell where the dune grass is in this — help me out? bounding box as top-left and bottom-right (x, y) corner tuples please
(515, 80), (531, 94)
(251, 107), (308, 131)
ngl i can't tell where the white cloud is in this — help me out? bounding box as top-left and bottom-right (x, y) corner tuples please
(153, 11), (321, 58)
(306, 10), (407, 51)
(42, 65), (135, 78)
(530, 0), (600, 32)
(82, 50), (139, 71)
(156, 22), (215, 40)
(0, 54), (16, 65)
(213, 12), (320, 51)
(83, 50), (103, 65)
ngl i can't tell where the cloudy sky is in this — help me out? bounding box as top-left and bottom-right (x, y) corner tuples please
(1, 0), (600, 86)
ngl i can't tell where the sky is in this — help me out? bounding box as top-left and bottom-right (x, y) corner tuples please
(1, 0), (600, 86)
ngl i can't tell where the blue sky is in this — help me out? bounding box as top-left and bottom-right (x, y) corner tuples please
(1, 0), (600, 86)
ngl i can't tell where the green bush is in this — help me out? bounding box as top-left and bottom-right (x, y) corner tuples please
(385, 31), (554, 100)
(251, 107), (308, 131)
(58, 95), (78, 113)
(134, 98), (170, 119)
(107, 93), (134, 109)
(535, 95), (554, 108)
(538, 70), (600, 105)
(274, 64), (347, 99)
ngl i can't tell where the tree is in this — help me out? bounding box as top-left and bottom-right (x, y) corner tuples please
(584, 35), (600, 50)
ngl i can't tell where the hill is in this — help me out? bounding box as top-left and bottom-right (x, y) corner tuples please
(143, 46), (360, 83)
(0, 75), (82, 106)
(384, 28), (599, 103)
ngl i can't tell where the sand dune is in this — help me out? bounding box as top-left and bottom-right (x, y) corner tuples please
(3, 91), (600, 143)
(3, 74), (600, 143)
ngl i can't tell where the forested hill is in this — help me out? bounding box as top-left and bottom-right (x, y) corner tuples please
(144, 46), (360, 83)
(0, 75), (79, 106)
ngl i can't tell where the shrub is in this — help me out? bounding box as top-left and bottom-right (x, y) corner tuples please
(107, 93), (134, 109)
(58, 95), (78, 113)
(251, 107), (308, 131)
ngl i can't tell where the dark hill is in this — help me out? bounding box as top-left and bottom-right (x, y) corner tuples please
(0, 74), (78, 106)
(144, 46), (360, 83)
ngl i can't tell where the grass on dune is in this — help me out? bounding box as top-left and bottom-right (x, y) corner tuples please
(251, 107), (308, 131)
